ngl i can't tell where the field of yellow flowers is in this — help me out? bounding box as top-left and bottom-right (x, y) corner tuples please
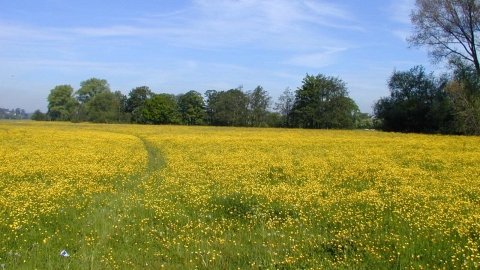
(1, 121), (479, 269)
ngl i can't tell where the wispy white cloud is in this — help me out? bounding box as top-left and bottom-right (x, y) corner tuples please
(385, 0), (415, 42)
(183, 0), (363, 48)
(390, 0), (415, 24)
(284, 48), (347, 68)
(0, 0), (360, 50)
(0, 57), (152, 80)
(0, 0), (363, 70)
(0, 22), (68, 41)
(391, 29), (411, 41)
(303, 1), (352, 20)
(67, 25), (160, 37)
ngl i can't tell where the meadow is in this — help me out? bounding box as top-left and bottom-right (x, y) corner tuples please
(0, 121), (479, 269)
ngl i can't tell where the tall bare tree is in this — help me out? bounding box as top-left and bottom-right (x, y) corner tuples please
(408, 0), (480, 75)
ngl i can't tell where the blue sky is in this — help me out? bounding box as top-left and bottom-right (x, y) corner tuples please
(0, 0), (443, 113)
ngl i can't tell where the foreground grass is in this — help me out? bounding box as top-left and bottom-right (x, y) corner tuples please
(0, 121), (479, 269)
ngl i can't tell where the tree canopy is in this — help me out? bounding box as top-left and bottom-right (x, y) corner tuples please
(86, 90), (122, 123)
(204, 88), (249, 126)
(126, 86), (154, 124)
(408, 0), (480, 75)
(291, 74), (359, 129)
(76, 78), (110, 104)
(247, 86), (272, 127)
(373, 66), (454, 133)
(47, 85), (77, 121)
(142, 94), (181, 125)
(177, 90), (205, 125)
(446, 62), (480, 134)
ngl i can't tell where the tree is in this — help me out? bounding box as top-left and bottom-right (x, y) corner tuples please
(274, 87), (295, 127)
(204, 90), (220, 125)
(76, 78), (110, 103)
(126, 86), (154, 123)
(265, 112), (283, 127)
(355, 112), (375, 129)
(216, 88), (249, 126)
(291, 74), (357, 129)
(31, 110), (48, 121)
(204, 87), (249, 126)
(373, 66), (454, 133)
(142, 94), (181, 124)
(86, 91), (121, 123)
(113, 90), (129, 123)
(47, 85), (77, 121)
(408, 0), (480, 75)
(445, 62), (480, 134)
(74, 78), (110, 121)
(327, 96), (360, 129)
(177, 90), (205, 125)
(247, 86), (271, 127)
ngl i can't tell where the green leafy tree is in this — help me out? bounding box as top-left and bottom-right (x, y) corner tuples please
(292, 74), (357, 129)
(204, 90), (220, 125)
(142, 93), (181, 124)
(408, 0), (480, 75)
(373, 66), (454, 133)
(446, 62), (480, 135)
(327, 96), (360, 129)
(204, 88), (249, 126)
(177, 90), (205, 125)
(355, 113), (375, 129)
(247, 86), (271, 127)
(113, 90), (129, 123)
(126, 86), (154, 123)
(47, 85), (77, 121)
(74, 78), (110, 121)
(265, 111), (283, 127)
(86, 91), (121, 123)
(31, 110), (48, 121)
(217, 88), (249, 126)
(76, 78), (110, 103)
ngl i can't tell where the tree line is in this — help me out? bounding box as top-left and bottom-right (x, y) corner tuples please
(33, 74), (372, 129)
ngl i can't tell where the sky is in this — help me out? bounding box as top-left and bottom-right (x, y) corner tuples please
(0, 0), (445, 113)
